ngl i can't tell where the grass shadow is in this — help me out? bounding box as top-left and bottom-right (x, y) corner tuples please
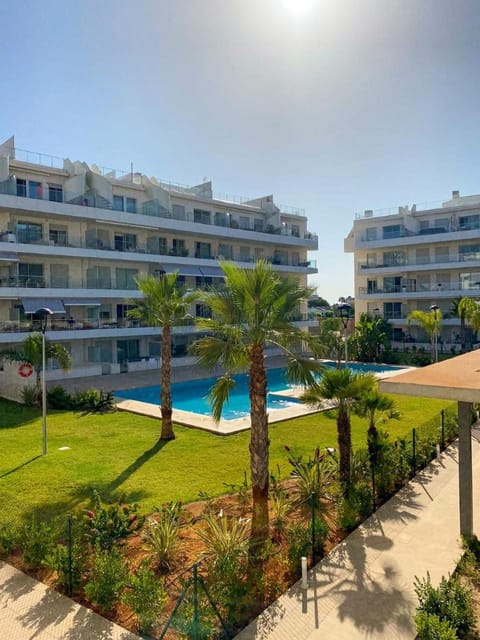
(108, 438), (170, 492)
(0, 455), (41, 478)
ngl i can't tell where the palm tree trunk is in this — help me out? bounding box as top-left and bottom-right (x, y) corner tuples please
(248, 343), (269, 555)
(160, 323), (175, 441)
(337, 404), (352, 491)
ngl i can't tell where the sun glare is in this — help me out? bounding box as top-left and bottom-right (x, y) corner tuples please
(282, 0), (317, 16)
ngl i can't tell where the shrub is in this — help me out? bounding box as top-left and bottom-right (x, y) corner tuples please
(122, 560), (167, 633)
(143, 502), (183, 570)
(197, 512), (249, 575)
(284, 522), (311, 575)
(415, 611), (457, 639)
(269, 475), (291, 539)
(0, 521), (17, 556)
(47, 540), (85, 592)
(84, 545), (128, 612)
(414, 572), (475, 638)
(84, 491), (143, 550)
(20, 517), (55, 570)
(21, 384), (40, 407)
(47, 385), (73, 410)
(288, 447), (336, 516)
(72, 388), (116, 413)
(223, 470), (250, 515)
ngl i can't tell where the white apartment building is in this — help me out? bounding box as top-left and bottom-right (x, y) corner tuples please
(0, 136), (317, 394)
(345, 190), (480, 349)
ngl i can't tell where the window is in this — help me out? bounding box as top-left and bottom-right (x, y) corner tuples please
(117, 339), (140, 363)
(383, 251), (405, 266)
(382, 225), (403, 239)
(254, 218), (264, 232)
(195, 276), (213, 288)
(16, 179), (27, 197)
(125, 197), (136, 213)
(367, 279), (377, 294)
(383, 302), (402, 319)
(195, 303), (212, 318)
(194, 209), (211, 225)
(291, 224), (300, 238)
(172, 239), (186, 256)
(459, 215), (480, 231)
(50, 264), (69, 288)
(49, 227), (68, 246)
(114, 233), (137, 252)
(18, 263), (44, 287)
(17, 222), (42, 243)
(86, 266), (111, 289)
(172, 204), (186, 220)
(28, 181), (42, 199)
(214, 212), (230, 227)
(459, 244), (480, 261)
(416, 248), (430, 265)
(419, 220), (429, 230)
(218, 243), (233, 259)
(384, 276), (401, 293)
(460, 272), (480, 290)
(113, 195), (124, 211)
(239, 246), (250, 262)
(147, 236), (167, 254)
(291, 251), (300, 266)
(273, 249), (288, 265)
(366, 252), (377, 266)
(239, 216), (250, 230)
(49, 184), (63, 202)
(195, 242), (211, 259)
(116, 268), (138, 289)
(434, 246), (449, 263)
(365, 227), (377, 241)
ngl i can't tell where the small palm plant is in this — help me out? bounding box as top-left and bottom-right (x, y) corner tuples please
(407, 308), (442, 362)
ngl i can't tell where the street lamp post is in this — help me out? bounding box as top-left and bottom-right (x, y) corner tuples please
(337, 303), (352, 368)
(430, 304), (440, 363)
(36, 308), (53, 455)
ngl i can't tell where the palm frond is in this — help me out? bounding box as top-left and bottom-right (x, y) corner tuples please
(208, 374), (236, 422)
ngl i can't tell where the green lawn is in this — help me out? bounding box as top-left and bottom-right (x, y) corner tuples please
(0, 395), (452, 526)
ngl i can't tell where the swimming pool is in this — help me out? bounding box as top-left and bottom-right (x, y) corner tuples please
(114, 361), (403, 421)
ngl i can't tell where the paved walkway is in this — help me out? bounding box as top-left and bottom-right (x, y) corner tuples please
(0, 561), (140, 639)
(236, 426), (480, 640)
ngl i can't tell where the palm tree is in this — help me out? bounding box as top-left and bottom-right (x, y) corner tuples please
(458, 297), (480, 349)
(2, 333), (71, 394)
(451, 297), (467, 351)
(128, 273), (196, 441)
(407, 308), (442, 362)
(352, 313), (391, 363)
(301, 369), (375, 490)
(192, 260), (323, 551)
(355, 388), (397, 444)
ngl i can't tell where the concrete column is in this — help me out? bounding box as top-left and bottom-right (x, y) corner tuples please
(458, 401), (473, 536)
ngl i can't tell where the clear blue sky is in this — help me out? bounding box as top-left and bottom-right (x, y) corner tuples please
(2, 0), (480, 303)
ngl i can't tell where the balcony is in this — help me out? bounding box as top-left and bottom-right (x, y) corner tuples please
(359, 253), (480, 270)
(359, 282), (480, 295)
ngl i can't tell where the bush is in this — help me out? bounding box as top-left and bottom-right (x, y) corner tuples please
(84, 491), (143, 550)
(0, 521), (17, 556)
(197, 513), (249, 575)
(72, 388), (116, 413)
(47, 385), (73, 410)
(284, 523), (311, 574)
(47, 540), (85, 593)
(415, 611), (457, 639)
(288, 448), (336, 515)
(20, 517), (56, 570)
(123, 560), (167, 633)
(21, 384), (40, 407)
(84, 545), (128, 612)
(415, 572), (475, 638)
(143, 502), (183, 571)
(269, 475), (292, 539)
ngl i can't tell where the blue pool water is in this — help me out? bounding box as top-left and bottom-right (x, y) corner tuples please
(115, 361), (403, 420)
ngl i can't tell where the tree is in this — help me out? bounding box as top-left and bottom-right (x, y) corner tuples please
(192, 260), (323, 551)
(301, 370), (375, 490)
(316, 316), (345, 366)
(352, 313), (391, 363)
(451, 297), (467, 351)
(128, 273), (196, 441)
(407, 309), (442, 362)
(355, 388), (398, 444)
(2, 333), (71, 394)
(457, 297), (480, 348)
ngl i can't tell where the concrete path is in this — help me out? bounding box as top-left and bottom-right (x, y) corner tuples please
(236, 426), (480, 640)
(0, 561), (140, 639)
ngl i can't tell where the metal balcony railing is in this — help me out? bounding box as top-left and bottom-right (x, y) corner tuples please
(359, 253), (480, 270)
(359, 283), (480, 295)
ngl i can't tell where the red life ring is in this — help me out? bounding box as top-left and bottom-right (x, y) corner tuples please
(18, 363), (33, 378)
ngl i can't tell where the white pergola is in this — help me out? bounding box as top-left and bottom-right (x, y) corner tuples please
(379, 350), (480, 536)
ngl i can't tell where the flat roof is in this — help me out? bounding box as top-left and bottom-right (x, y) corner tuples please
(379, 350), (480, 403)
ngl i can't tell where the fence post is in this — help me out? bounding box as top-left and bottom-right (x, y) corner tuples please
(441, 409), (445, 450)
(412, 428), (417, 476)
(66, 513), (73, 597)
(310, 493), (316, 565)
(193, 563), (200, 640)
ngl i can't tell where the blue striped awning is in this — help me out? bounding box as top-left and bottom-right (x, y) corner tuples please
(0, 251), (18, 262)
(22, 298), (66, 314)
(162, 264), (202, 277)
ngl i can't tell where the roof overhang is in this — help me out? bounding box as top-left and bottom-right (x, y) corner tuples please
(379, 350), (480, 403)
